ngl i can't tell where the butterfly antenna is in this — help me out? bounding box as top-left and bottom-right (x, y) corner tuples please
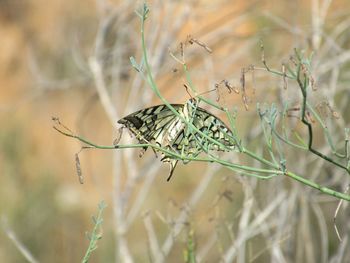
(183, 84), (194, 99)
(197, 87), (218, 96)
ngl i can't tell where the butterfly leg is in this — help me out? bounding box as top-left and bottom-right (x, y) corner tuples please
(151, 142), (161, 158)
(166, 160), (178, 181)
(113, 127), (124, 146)
(139, 146), (148, 157)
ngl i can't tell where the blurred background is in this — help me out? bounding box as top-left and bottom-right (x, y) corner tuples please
(1, 0), (350, 262)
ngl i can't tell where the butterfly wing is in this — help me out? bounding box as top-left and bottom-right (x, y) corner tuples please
(117, 104), (184, 147)
(173, 102), (235, 154)
(118, 103), (236, 180)
(118, 103), (235, 151)
(193, 108), (235, 151)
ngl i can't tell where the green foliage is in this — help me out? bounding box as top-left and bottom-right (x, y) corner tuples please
(82, 201), (107, 263)
(183, 229), (196, 263)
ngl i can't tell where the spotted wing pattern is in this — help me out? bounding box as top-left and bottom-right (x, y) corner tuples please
(117, 103), (235, 180)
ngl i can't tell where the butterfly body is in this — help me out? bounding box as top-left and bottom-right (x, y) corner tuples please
(118, 100), (235, 180)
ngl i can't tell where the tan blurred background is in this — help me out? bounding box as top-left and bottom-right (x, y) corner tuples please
(1, 0), (350, 262)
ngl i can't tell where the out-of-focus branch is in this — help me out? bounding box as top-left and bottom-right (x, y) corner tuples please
(155, 163), (221, 263)
(1, 216), (39, 263)
(143, 212), (162, 261)
(88, 57), (118, 125)
(222, 192), (286, 262)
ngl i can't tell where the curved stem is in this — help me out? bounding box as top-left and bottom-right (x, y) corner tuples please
(53, 124), (350, 201)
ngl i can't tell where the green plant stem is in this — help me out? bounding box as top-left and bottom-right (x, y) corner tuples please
(242, 147), (278, 168)
(53, 125), (350, 201)
(139, 5), (233, 152)
(260, 49), (349, 174)
(296, 60), (349, 172)
(285, 171), (350, 200)
(307, 101), (347, 158)
(82, 201), (106, 263)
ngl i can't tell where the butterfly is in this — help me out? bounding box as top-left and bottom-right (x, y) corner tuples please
(117, 99), (236, 181)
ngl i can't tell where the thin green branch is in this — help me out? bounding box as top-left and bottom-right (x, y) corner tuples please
(82, 201), (107, 263)
(254, 66), (295, 79)
(307, 101), (347, 158)
(54, 124), (279, 176)
(139, 5), (233, 152)
(285, 171), (350, 200)
(53, 122), (350, 201)
(261, 104), (308, 150)
(294, 52), (349, 173)
(259, 48), (349, 175)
